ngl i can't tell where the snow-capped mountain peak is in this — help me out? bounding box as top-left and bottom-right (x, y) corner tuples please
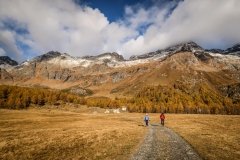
(129, 41), (203, 61)
(0, 56), (18, 66)
(10, 42), (240, 70)
(0, 56), (18, 70)
(225, 43), (240, 56)
(82, 52), (124, 61)
(32, 51), (74, 62)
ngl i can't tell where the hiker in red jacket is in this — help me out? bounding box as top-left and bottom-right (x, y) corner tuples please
(160, 113), (165, 126)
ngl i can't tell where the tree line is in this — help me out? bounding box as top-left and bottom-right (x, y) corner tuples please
(127, 85), (240, 114)
(85, 84), (239, 114)
(0, 84), (239, 114)
(0, 85), (85, 109)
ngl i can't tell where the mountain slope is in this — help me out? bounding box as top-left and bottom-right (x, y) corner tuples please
(225, 44), (240, 56)
(129, 41), (203, 60)
(0, 56), (18, 70)
(0, 42), (239, 113)
(1, 42), (240, 89)
(0, 56), (18, 66)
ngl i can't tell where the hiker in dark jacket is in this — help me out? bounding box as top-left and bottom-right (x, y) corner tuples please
(144, 114), (150, 126)
(160, 113), (165, 126)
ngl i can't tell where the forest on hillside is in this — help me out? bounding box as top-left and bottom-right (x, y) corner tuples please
(0, 85), (239, 114)
(127, 85), (240, 114)
(0, 85), (85, 109)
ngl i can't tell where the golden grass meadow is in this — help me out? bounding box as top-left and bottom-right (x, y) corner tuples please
(0, 108), (240, 160)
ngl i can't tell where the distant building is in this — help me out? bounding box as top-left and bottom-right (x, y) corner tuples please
(121, 106), (127, 112)
(198, 108), (202, 114)
(104, 109), (110, 114)
(113, 108), (120, 114)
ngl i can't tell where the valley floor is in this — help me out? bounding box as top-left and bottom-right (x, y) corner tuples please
(163, 114), (240, 160)
(0, 109), (146, 160)
(0, 108), (239, 160)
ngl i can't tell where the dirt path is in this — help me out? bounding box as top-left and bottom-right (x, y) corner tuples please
(131, 124), (202, 160)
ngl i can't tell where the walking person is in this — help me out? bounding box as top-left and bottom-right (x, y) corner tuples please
(144, 113), (150, 126)
(160, 113), (165, 126)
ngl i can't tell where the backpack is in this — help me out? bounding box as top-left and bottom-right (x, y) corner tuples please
(145, 116), (149, 121)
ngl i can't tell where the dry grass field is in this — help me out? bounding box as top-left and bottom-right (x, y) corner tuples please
(0, 109), (146, 160)
(0, 109), (240, 160)
(161, 114), (240, 160)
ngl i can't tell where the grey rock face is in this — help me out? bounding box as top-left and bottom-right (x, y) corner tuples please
(33, 51), (71, 62)
(205, 49), (224, 53)
(111, 72), (126, 83)
(130, 42), (240, 61)
(0, 68), (13, 81)
(219, 83), (240, 102)
(130, 41), (203, 60)
(48, 69), (72, 81)
(194, 52), (213, 61)
(225, 44), (240, 56)
(82, 52), (125, 61)
(11, 63), (36, 80)
(69, 87), (92, 96)
(1, 42), (240, 86)
(0, 56), (18, 66)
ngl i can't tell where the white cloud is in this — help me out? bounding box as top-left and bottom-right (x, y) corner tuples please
(0, 28), (22, 59)
(0, 0), (240, 61)
(0, 0), (136, 60)
(120, 0), (240, 55)
(0, 48), (6, 56)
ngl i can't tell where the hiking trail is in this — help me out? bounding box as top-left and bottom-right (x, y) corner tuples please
(131, 124), (202, 160)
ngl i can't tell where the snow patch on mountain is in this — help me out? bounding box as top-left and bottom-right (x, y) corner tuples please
(48, 57), (78, 68)
(209, 52), (240, 61)
(0, 56), (18, 71)
(0, 64), (15, 72)
(97, 55), (112, 60)
(14, 42), (240, 69)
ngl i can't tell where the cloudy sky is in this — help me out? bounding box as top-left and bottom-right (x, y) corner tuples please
(0, 0), (240, 62)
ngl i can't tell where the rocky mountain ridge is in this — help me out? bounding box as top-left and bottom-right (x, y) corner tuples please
(1, 41), (240, 69)
(0, 56), (18, 66)
(0, 42), (239, 101)
(129, 42), (203, 60)
(225, 44), (240, 55)
(82, 52), (125, 61)
(130, 42), (240, 60)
